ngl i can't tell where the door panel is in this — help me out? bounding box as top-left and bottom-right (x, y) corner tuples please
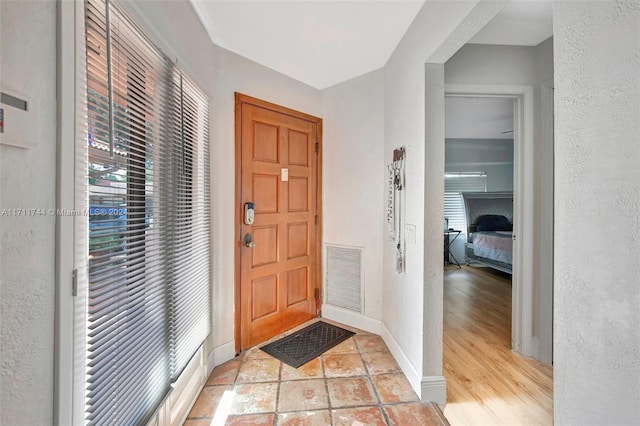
(287, 222), (309, 259)
(253, 175), (279, 213)
(252, 275), (278, 320)
(287, 267), (309, 306)
(288, 178), (309, 212)
(237, 94), (321, 350)
(288, 130), (309, 166)
(253, 122), (279, 163)
(252, 226), (278, 267)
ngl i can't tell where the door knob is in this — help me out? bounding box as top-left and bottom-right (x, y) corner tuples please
(244, 233), (256, 248)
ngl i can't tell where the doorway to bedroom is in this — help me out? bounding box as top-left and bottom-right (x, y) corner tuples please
(442, 95), (548, 424)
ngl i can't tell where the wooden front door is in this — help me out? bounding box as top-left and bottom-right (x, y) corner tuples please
(235, 94), (322, 350)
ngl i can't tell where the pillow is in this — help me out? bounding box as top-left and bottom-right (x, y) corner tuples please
(476, 215), (512, 232)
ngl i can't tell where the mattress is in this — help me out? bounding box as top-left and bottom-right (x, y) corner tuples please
(471, 231), (513, 265)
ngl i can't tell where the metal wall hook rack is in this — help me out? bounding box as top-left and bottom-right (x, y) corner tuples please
(387, 146), (406, 273)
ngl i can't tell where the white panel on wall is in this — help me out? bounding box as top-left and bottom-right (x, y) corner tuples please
(325, 245), (364, 313)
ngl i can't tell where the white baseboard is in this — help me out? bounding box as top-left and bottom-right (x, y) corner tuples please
(207, 340), (236, 377)
(206, 347), (216, 377)
(421, 375), (447, 405)
(379, 324), (447, 405)
(168, 347), (206, 426)
(379, 323), (422, 397)
(321, 304), (382, 335)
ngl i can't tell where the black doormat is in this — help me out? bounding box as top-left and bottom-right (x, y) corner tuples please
(260, 321), (355, 368)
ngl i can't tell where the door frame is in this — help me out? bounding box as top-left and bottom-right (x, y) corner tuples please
(538, 79), (554, 364)
(234, 93), (323, 353)
(445, 84), (536, 358)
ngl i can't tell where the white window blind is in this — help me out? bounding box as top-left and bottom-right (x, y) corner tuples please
(444, 173), (487, 232)
(82, 0), (210, 423)
(169, 75), (211, 379)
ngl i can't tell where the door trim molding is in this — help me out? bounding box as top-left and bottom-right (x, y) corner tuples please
(234, 93), (323, 353)
(538, 79), (554, 364)
(56, 1), (77, 424)
(445, 84), (536, 359)
(57, 1), (88, 423)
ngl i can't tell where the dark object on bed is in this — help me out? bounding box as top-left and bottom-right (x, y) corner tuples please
(476, 214), (513, 232)
(461, 192), (514, 274)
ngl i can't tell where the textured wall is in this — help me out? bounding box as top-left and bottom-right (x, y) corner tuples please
(554, 1), (640, 424)
(0, 1), (57, 424)
(422, 63), (446, 392)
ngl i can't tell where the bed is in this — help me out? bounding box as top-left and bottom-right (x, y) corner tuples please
(461, 192), (514, 274)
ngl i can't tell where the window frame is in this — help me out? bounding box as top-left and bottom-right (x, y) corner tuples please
(56, 1), (212, 423)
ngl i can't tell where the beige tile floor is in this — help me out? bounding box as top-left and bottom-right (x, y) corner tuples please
(185, 320), (448, 425)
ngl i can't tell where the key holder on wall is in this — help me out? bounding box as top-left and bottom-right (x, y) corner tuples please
(387, 146), (406, 273)
(392, 147), (405, 190)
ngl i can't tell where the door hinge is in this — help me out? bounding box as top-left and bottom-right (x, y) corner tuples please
(315, 215), (319, 225)
(72, 268), (78, 297)
(315, 142), (319, 153)
(314, 287), (320, 301)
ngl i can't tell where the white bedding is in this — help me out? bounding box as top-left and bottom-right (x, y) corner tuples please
(472, 231), (513, 265)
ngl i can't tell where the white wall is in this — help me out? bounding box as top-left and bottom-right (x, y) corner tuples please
(553, 1), (640, 424)
(445, 43), (538, 85)
(382, 0), (482, 399)
(321, 69), (385, 324)
(0, 1), (57, 424)
(444, 41), (554, 362)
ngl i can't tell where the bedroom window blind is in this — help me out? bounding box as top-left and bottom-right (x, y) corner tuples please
(83, 0), (210, 423)
(444, 172), (486, 232)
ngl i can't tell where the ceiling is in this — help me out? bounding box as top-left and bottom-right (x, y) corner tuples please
(469, 1), (552, 46)
(445, 97), (514, 140)
(189, 1), (553, 89)
(189, 0), (424, 90)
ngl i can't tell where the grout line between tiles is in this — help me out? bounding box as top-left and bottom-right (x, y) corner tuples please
(365, 357), (390, 424)
(274, 359), (283, 413)
(321, 348), (334, 423)
(191, 322), (444, 425)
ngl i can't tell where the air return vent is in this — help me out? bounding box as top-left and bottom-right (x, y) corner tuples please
(325, 245), (363, 313)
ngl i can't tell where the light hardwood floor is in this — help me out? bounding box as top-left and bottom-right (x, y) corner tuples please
(442, 265), (553, 426)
